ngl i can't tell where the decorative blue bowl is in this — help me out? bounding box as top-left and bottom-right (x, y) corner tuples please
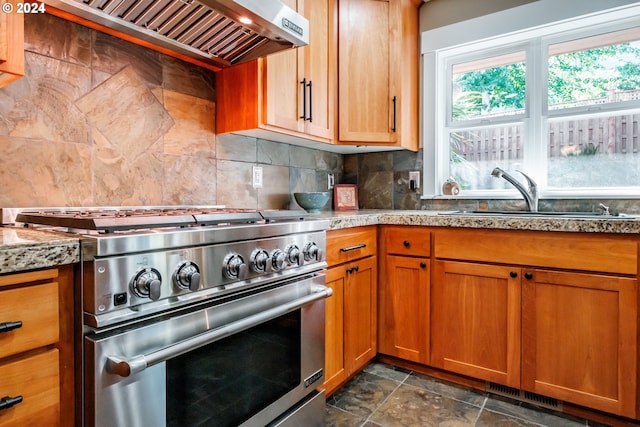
(293, 192), (330, 213)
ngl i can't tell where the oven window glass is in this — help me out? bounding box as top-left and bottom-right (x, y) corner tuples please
(167, 310), (302, 427)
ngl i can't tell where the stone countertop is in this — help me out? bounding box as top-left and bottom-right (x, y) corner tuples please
(314, 209), (640, 234)
(2, 209), (639, 275)
(0, 227), (80, 274)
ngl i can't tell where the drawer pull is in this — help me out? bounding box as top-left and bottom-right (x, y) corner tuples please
(403, 240), (410, 247)
(340, 244), (366, 252)
(0, 321), (22, 333)
(0, 395), (23, 410)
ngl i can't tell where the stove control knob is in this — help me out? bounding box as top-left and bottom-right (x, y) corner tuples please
(304, 242), (322, 262)
(271, 249), (286, 271)
(131, 268), (162, 301)
(285, 245), (302, 266)
(250, 249), (269, 273)
(223, 254), (246, 280)
(174, 262), (201, 291)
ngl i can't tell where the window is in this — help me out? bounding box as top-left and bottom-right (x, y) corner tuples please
(422, 1), (640, 198)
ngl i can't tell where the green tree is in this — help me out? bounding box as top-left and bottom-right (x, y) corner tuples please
(453, 41), (640, 115)
(453, 63), (525, 118)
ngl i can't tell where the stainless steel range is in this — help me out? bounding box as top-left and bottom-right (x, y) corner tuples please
(8, 206), (331, 427)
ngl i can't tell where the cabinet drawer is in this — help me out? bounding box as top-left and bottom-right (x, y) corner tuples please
(0, 282), (59, 359)
(0, 349), (60, 427)
(383, 226), (430, 257)
(327, 226), (376, 266)
(433, 228), (638, 275)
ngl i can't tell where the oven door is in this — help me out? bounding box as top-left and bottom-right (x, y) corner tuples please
(84, 273), (330, 427)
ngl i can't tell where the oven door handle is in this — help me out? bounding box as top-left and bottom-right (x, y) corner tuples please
(106, 284), (333, 378)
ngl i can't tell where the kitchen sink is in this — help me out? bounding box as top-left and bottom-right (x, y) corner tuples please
(443, 210), (638, 219)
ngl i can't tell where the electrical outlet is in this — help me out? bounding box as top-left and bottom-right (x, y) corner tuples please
(409, 171), (420, 189)
(252, 166), (263, 189)
(327, 173), (335, 190)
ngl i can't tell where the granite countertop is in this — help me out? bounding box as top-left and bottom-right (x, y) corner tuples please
(0, 227), (80, 274)
(315, 209), (640, 234)
(2, 209), (639, 275)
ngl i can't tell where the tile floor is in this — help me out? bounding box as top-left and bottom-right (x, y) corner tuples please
(325, 362), (609, 427)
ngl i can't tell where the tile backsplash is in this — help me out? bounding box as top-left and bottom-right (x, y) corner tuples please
(0, 14), (340, 210)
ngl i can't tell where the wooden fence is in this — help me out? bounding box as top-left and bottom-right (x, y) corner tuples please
(453, 114), (640, 161)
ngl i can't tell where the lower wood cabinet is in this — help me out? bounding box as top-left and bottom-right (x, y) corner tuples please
(0, 349), (60, 427)
(431, 260), (521, 388)
(430, 228), (639, 419)
(323, 227), (377, 396)
(522, 269), (637, 418)
(0, 266), (74, 427)
(378, 226), (430, 364)
(330, 224), (639, 421)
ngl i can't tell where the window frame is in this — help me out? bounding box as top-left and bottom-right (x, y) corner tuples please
(421, 0), (640, 199)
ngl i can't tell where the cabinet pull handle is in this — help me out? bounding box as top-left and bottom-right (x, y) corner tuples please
(509, 271), (518, 278)
(392, 95), (397, 132)
(524, 272), (533, 280)
(307, 80), (313, 122)
(340, 244), (366, 252)
(420, 262), (427, 268)
(299, 78), (307, 120)
(0, 321), (22, 333)
(403, 240), (410, 247)
(0, 395), (23, 411)
(346, 265), (360, 274)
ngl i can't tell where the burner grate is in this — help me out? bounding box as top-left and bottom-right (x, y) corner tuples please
(12, 207), (309, 233)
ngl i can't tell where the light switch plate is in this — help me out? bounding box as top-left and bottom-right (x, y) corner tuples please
(252, 166), (263, 189)
(409, 171), (420, 188)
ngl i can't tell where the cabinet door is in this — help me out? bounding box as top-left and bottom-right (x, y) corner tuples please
(338, 0), (395, 143)
(522, 270), (637, 418)
(264, 0), (304, 133)
(431, 261), (521, 388)
(0, 282), (59, 359)
(299, 0), (333, 139)
(0, 349), (60, 427)
(0, 13), (7, 64)
(379, 255), (429, 363)
(323, 265), (346, 394)
(0, 12), (24, 88)
(344, 256), (377, 374)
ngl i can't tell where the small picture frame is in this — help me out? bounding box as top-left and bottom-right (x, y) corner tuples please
(333, 184), (359, 211)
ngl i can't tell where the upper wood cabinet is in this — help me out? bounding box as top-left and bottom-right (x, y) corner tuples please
(0, 12), (25, 88)
(216, 0), (334, 142)
(336, 0), (419, 150)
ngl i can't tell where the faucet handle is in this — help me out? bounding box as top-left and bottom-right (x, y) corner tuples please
(515, 170), (538, 197)
(598, 203), (610, 215)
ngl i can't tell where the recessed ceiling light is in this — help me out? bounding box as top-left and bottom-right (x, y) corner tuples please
(239, 16), (252, 25)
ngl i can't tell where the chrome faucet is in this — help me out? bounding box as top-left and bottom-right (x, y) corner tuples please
(491, 167), (539, 212)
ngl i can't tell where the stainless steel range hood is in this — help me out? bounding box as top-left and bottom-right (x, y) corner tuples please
(45, 0), (309, 69)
